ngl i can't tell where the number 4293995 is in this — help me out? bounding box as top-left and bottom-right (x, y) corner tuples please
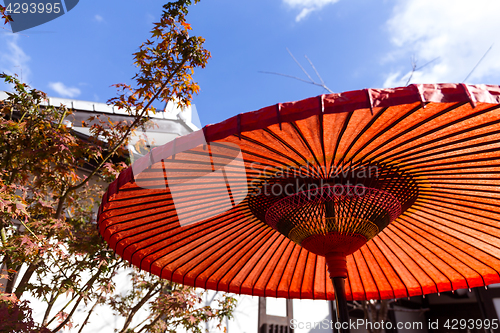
(444, 318), (498, 330)
(5, 3), (61, 14)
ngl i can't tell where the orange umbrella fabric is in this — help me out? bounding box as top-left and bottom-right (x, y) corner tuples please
(98, 83), (500, 301)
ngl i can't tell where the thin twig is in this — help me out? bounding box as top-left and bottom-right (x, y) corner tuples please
(305, 55), (326, 87)
(260, 49), (334, 93)
(258, 71), (334, 93)
(258, 71), (315, 85)
(463, 44), (493, 82)
(18, 218), (69, 280)
(119, 282), (161, 333)
(77, 293), (102, 333)
(405, 56), (417, 86)
(405, 56), (439, 86)
(287, 48), (314, 83)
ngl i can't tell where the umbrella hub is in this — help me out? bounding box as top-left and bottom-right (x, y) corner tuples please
(264, 185), (402, 255)
(248, 162), (420, 277)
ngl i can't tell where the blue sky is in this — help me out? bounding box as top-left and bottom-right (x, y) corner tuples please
(2, 0), (500, 126)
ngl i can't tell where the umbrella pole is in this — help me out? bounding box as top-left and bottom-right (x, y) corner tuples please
(326, 252), (350, 333)
(332, 277), (350, 333)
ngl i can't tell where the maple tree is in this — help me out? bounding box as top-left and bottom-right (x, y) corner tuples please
(0, 1), (236, 332)
(0, 4), (12, 27)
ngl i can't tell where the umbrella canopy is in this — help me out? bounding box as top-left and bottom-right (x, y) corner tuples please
(98, 83), (500, 302)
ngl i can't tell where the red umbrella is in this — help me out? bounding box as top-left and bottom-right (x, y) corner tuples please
(98, 83), (500, 330)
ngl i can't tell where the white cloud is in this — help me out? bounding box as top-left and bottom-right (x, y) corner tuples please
(383, 0), (500, 87)
(94, 14), (104, 22)
(0, 34), (31, 83)
(283, 0), (340, 22)
(49, 82), (81, 98)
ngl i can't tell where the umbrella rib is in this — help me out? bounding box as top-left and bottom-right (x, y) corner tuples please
(380, 119), (500, 162)
(284, 243), (304, 299)
(371, 103), (500, 162)
(338, 107), (388, 167)
(370, 237), (410, 298)
(221, 226), (280, 295)
(421, 185), (500, 197)
(325, 256), (331, 300)
(400, 147), (500, 168)
(142, 215), (256, 276)
(424, 176), (500, 181)
(396, 217), (486, 288)
(345, 257), (354, 301)
(364, 102), (468, 161)
(375, 232), (424, 297)
(391, 221), (459, 291)
(419, 188), (500, 207)
(239, 148), (304, 176)
(103, 186), (242, 223)
(359, 246), (384, 299)
(419, 189), (500, 212)
(365, 242), (397, 299)
(297, 247), (308, 299)
(262, 128), (311, 166)
(213, 225), (278, 292)
(389, 131), (500, 164)
(272, 240), (297, 299)
(132, 211), (251, 266)
(402, 213), (500, 285)
(241, 231), (285, 297)
(402, 156), (500, 172)
(384, 226), (441, 293)
(251, 234), (289, 297)
(396, 138), (500, 165)
(112, 218), (178, 255)
(348, 103), (425, 163)
(103, 204), (177, 233)
(329, 111), (353, 176)
(412, 199), (500, 227)
(238, 133), (306, 168)
(311, 252), (318, 300)
(351, 252), (369, 300)
(410, 204), (500, 246)
(419, 182), (500, 190)
(182, 221), (260, 288)
(289, 121), (324, 177)
(411, 163), (500, 175)
(359, 248), (382, 300)
(254, 231), (292, 298)
(235, 230), (284, 296)
(318, 105), (328, 178)
(160, 218), (261, 286)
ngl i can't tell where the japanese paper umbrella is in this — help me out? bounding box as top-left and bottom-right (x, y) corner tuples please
(98, 84), (500, 329)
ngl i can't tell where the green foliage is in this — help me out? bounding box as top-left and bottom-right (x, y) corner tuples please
(0, 1), (236, 332)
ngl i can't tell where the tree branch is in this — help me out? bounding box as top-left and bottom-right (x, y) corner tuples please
(119, 282), (161, 333)
(49, 269), (103, 332)
(43, 289), (62, 326)
(14, 261), (39, 299)
(77, 293), (102, 333)
(46, 266), (103, 328)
